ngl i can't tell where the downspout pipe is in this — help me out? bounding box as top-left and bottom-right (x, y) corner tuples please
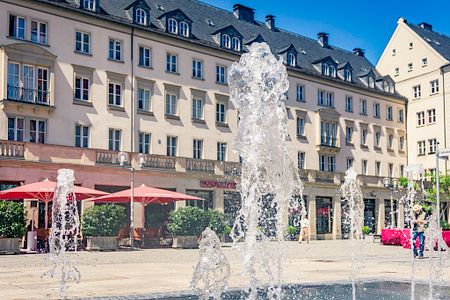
(440, 64), (449, 174)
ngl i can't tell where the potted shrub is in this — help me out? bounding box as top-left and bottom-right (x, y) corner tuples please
(287, 225), (298, 241)
(223, 225), (233, 243)
(362, 225), (373, 242)
(0, 201), (26, 253)
(82, 204), (125, 251)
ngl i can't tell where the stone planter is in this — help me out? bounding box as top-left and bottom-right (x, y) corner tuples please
(364, 234), (374, 242)
(0, 237), (20, 254)
(172, 236), (198, 249)
(86, 236), (117, 251)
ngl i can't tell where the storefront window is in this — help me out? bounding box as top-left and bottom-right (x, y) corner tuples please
(224, 191), (241, 226)
(384, 199), (397, 228)
(186, 190), (213, 210)
(364, 199), (376, 233)
(316, 197), (332, 234)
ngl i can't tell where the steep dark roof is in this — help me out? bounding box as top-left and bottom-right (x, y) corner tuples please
(38, 0), (402, 98)
(407, 22), (450, 62)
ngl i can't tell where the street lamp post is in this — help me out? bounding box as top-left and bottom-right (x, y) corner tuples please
(384, 177), (399, 228)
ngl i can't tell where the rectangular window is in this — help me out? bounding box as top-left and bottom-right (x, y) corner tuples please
(388, 134), (394, 149)
(75, 31), (91, 54)
(360, 99), (367, 115)
(386, 106), (393, 121)
(192, 59), (203, 79)
(320, 121), (338, 147)
(108, 39), (122, 61)
(75, 76), (90, 101)
(361, 128), (368, 146)
(400, 165), (405, 177)
(108, 83), (122, 106)
(192, 98), (204, 119)
(375, 161), (381, 176)
(361, 160), (368, 175)
(7, 117), (24, 142)
(217, 142), (227, 161)
(108, 128), (121, 151)
(417, 140), (426, 156)
(298, 152), (305, 170)
(427, 109), (436, 124)
(394, 67), (399, 76)
(319, 154), (335, 172)
(31, 20), (47, 44)
(345, 96), (353, 112)
(374, 130), (381, 147)
(296, 85), (305, 102)
(345, 126), (353, 144)
(317, 90), (334, 107)
(139, 132), (151, 154)
(37, 67), (49, 104)
(417, 111), (425, 126)
(23, 65), (35, 102)
(346, 158), (354, 169)
(412, 85), (421, 99)
(428, 138), (437, 154)
(166, 53), (178, 73)
(139, 47), (151, 67)
(165, 93), (177, 115)
(138, 88), (151, 111)
(399, 136), (405, 151)
(296, 117), (305, 136)
(75, 125), (89, 148)
(408, 63), (413, 72)
(29, 119), (46, 144)
(193, 139), (203, 159)
(216, 65), (226, 84)
(388, 163), (394, 177)
(422, 58), (428, 67)
(398, 109), (404, 123)
(373, 103), (380, 118)
(167, 136), (177, 157)
(9, 15), (26, 39)
(216, 102), (226, 123)
(430, 80), (439, 94)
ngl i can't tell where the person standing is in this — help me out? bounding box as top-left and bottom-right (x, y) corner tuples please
(412, 204), (426, 259)
(299, 217), (310, 244)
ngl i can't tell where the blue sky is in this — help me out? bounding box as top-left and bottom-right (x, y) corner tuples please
(201, 0), (450, 64)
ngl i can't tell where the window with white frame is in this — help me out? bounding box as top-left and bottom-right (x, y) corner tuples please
(427, 109), (436, 124)
(322, 63), (336, 77)
(75, 31), (91, 54)
(166, 53), (178, 73)
(82, 0), (96, 11)
(387, 106), (393, 121)
(429, 138), (437, 154)
(345, 126), (353, 144)
(296, 85), (305, 102)
(167, 136), (177, 156)
(135, 8), (147, 25)
(192, 98), (204, 119)
(193, 139), (203, 159)
(375, 161), (381, 176)
(216, 102), (227, 123)
(138, 88), (151, 111)
(108, 39), (122, 61)
(399, 136), (405, 151)
(400, 165), (405, 177)
(217, 142), (227, 161)
(221, 34), (231, 48)
(408, 63), (413, 72)
(7, 62), (49, 104)
(168, 18), (178, 34)
(368, 76), (375, 88)
(319, 154), (335, 172)
(417, 140), (426, 156)
(9, 15), (26, 39)
(29, 119), (46, 144)
(139, 47), (151, 67)
(296, 117), (305, 136)
(361, 128), (368, 146)
(388, 163), (394, 177)
(398, 109), (404, 123)
(31, 20), (47, 44)
(345, 96), (353, 112)
(430, 80), (439, 94)
(360, 99), (367, 115)
(108, 128), (121, 151)
(361, 160), (368, 175)
(287, 52), (296, 67)
(388, 134), (394, 149)
(344, 68), (352, 82)
(373, 103), (380, 118)
(139, 132), (151, 154)
(74, 75), (90, 101)
(298, 152), (305, 170)
(108, 83), (122, 106)
(317, 89), (334, 107)
(231, 37), (241, 51)
(165, 93), (177, 115)
(216, 65), (226, 84)
(374, 130), (381, 147)
(7, 117), (24, 141)
(192, 59), (203, 78)
(394, 67), (399, 76)
(75, 124), (89, 148)
(346, 158), (354, 169)
(412, 85), (421, 99)
(179, 21), (189, 37)
(320, 121), (338, 147)
(417, 111), (425, 126)
(422, 57), (428, 67)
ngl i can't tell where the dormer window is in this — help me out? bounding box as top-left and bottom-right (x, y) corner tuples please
(82, 0), (96, 11)
(344, 69), (352, 82)
(322, 64), (336, 77)
(368, 76), (375, 88)
(221, 34), (231, 48)
(135, 8), (147, 25)
(168, 18), (178, 34)
(287, 52), (296, 67)
(179, 21), (189, 37)
(231, 37), (241, 51)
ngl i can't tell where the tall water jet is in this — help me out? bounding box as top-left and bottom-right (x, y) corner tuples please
(191, 227), (231, 299)
(340, 168), (364, 300)
(42, 169), (81, 299)
(228, 42), (304, 299)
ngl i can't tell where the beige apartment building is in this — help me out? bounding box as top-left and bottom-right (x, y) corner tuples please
(0, 0), (407, 239)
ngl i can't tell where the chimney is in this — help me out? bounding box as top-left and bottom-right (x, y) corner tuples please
(353, 48), (365, 57)
(233, 4), (255, 22)
(266, 15), (275, 30)
(419, 22), (432, 31)
(317, 32), (329, 48)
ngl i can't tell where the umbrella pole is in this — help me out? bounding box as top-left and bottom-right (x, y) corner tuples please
(142, 202), (145, 229)
(45, 201), (48, 229)
(130, 168), (135, 250)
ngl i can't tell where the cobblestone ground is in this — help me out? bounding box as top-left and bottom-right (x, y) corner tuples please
(0, 240), (449, 299)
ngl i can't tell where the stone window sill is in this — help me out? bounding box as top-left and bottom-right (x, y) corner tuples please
(137, 109), (154, 116)
(165, 114), (181, 120)
(73, 99), (93, 107)
(74, 50), (92, 57)
(107, 58), (125, 63)
(216, 121), (229, 128)
(192, 118), (206, 124)
(107, 104), (125, 112)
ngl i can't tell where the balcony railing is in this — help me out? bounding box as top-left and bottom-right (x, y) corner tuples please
(320, 136), (338, 147)
(96, 150), (121, 165)
(0, 140), (25, 158)
(224, 161), (242, 176)
(315, 170), (334, 183)
(141, 154), (175, 169)
(7, 85), (50, 105)
(186, 158), (215, 172)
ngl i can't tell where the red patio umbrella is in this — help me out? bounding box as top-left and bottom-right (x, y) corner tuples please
(0, 179), (108, 228)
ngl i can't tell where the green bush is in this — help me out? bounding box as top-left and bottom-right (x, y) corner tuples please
(82, 204), (126, 237)
(168, 207), (226, 236)
(0, 201), (26, 238)
(441, 220), (450, 230)
(223, 225), (232, 236)
(362, 225), (372, 235)
(287, 225), (298, 236)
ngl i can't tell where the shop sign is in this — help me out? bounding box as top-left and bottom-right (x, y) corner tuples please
(200, 180), (237, 189)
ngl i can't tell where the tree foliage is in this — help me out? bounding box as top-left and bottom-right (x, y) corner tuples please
(0, 201), (26, 238)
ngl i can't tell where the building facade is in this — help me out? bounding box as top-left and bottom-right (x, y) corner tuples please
(0, 0), (408, 239)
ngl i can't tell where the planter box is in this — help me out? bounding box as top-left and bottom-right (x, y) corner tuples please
(364, 235), (374, 242)
(86, 236), (117, 251)
(172, 236), (198, 249)
(0, 237), (20, 254)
